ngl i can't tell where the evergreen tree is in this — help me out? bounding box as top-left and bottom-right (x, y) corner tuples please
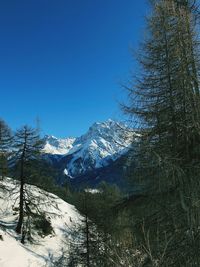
(15, 125), (43, 238)
(125, 0), (200, 205)
(123, 0), (200, 265)
(0, 119), (12, 179)
(69, 191), (103, 267)
(69, 184), (124, 266)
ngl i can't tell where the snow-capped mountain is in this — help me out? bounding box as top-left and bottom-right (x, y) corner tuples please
(43, 135), (76, 155)
(43, 119), (133, 178)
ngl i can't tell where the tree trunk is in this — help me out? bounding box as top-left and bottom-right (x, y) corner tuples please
(16, 171), (24, 234)
(16, 144), (26, 234)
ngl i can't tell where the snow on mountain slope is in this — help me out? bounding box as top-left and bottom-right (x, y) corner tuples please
(42, 119), (133, 177)
(0, 178), (81, 267)
(43, 135), (76, 155)
(65, 120), (133, 177)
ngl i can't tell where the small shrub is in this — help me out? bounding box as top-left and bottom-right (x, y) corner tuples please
(33, 213), (53, 237)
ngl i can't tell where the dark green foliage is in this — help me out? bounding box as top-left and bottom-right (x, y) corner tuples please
(33, 213), (53, 237)
(68, 183), (125, 266)
(69, 192), (101, 267)
(24, 159), (58, 190)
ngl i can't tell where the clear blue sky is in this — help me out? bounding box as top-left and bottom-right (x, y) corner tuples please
(0, 0), (148, 137)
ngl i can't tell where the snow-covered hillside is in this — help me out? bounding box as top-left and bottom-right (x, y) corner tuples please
(0, 178), (81, 267)
(43, 119), (133, 177)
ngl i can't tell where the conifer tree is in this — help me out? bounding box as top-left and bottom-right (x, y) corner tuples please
(69, 191), (102, 267)
(15, 125), (43, 237)
(123, 0), (200, 265)
(125, 0), (200, 199)
(0, 119), (12, 179)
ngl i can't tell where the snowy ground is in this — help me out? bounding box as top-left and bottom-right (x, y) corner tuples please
(0, 178), (81, 267)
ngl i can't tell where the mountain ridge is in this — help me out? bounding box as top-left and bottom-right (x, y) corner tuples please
(42, 119), (133, 179)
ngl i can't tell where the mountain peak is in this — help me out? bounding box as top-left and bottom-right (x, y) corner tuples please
(42, 119), (133, 177)
(87, 119), (128, 137)
(42, 135), (76, 155)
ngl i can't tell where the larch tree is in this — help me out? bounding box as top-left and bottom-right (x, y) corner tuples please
(15, 125), (43, 238)
(123, 0), (200, 265)
(125, 0), (200, 204)
(0, 119), (13, 179)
